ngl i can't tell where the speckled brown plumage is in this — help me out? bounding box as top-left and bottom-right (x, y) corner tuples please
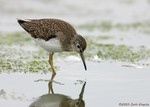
(17, 19), (77, 41)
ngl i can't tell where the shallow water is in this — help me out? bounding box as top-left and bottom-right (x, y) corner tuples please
(0, 61), (150, 107)
(0, 0), (150, 106)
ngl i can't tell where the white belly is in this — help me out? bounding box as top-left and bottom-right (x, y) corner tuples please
(34, 38), (63, 52)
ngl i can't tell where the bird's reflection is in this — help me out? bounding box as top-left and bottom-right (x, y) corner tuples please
(29, 82), (86, 107)
(34, 79), (64, 94)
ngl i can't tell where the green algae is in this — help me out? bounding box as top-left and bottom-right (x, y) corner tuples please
(0, 32), (150, 73)
(86, 37), (150, 63)
(0, 32), (32, 45)
(78, 21), (113, 31)
(98, 35), (114, 40)
(78, 20), (150, 33)
(97, 45), (150, 63)
(0, 49), (52, 73)
(119, 0), (135, 4)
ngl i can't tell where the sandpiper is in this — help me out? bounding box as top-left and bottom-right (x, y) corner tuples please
(17, 18), (87, 94)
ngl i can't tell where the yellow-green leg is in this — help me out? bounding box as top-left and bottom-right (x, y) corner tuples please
(48, 52), (56, 94)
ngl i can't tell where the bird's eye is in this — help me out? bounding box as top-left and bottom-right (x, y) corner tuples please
(77, 44), (80, 48)
(75, 102), (80, 106)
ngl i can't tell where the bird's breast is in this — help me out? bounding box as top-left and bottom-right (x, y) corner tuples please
(33, 38), (64, 52)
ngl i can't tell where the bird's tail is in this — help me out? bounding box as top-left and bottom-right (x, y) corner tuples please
(17, 18), (38, 38)
(17, 19), (29, 31)
(17, 19), (33, 33)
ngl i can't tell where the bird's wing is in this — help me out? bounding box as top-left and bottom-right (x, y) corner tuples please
(17, 19), (77, 41)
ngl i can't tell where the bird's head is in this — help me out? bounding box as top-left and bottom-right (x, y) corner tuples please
(71, 34), (87, 70)
(70, 82), (86, 107)
(70, 99), (85, 107)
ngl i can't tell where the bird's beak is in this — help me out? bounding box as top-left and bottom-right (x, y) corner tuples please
(80, 53), (87, 70)
(79, 82), (86, 101)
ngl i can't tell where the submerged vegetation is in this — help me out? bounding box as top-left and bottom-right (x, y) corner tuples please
(0, 32), (150, 73)
(78, 20), (150, 33)
(86, 36), (150, 63)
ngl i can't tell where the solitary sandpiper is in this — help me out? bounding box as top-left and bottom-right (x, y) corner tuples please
(17, 18), (87, 94)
